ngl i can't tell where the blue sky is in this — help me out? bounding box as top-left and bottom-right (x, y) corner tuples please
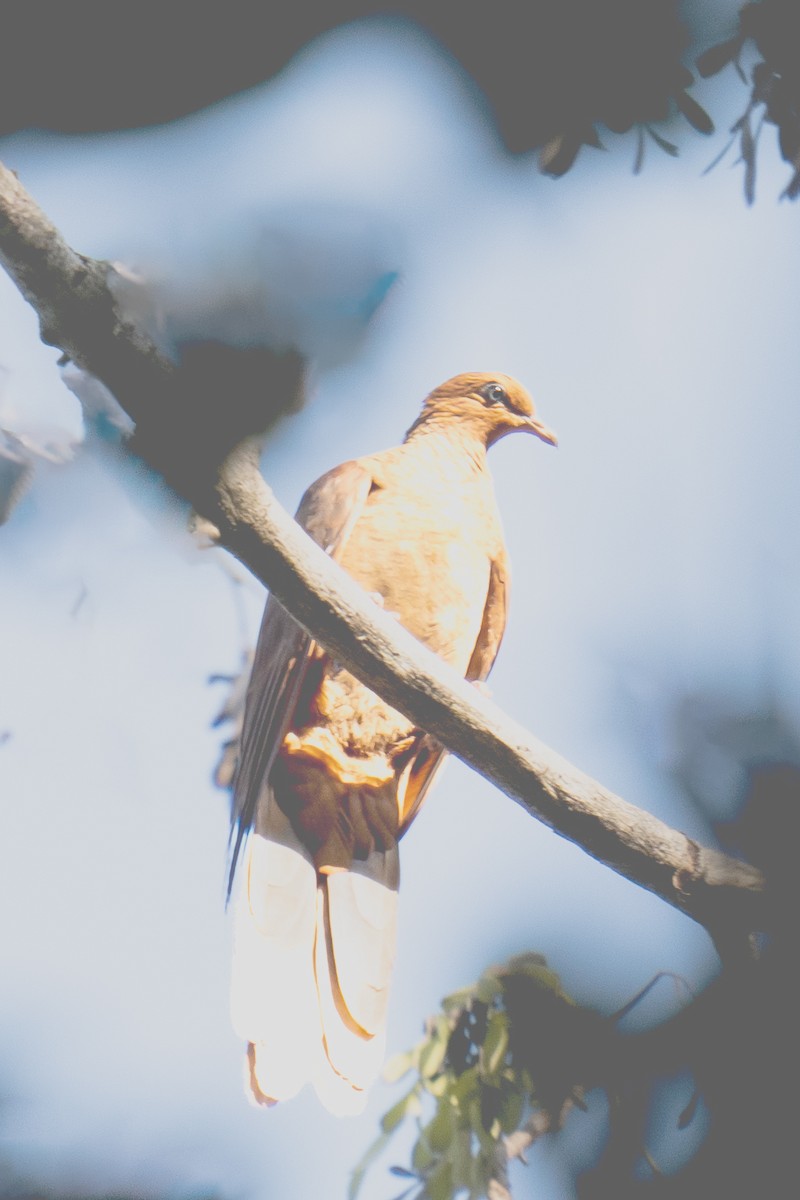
(1, 8), (798, 1198)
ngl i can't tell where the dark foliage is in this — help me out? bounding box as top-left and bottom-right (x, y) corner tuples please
(5, 1), (796, 198)
(0, 2), (709, 157)
(354, 721), (799, 1198)
(697, 0), (800, 201)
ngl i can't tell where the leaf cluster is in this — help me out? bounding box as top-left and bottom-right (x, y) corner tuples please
(351, 954), (617, 1200)
(697, 0), (800, 202)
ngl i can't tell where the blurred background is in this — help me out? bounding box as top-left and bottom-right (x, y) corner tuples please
(0, 1), (797, 1197)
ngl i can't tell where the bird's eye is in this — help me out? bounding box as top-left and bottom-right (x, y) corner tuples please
(481, 383), (508, 405)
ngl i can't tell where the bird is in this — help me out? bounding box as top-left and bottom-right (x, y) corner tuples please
(228, 371), (556, 1114)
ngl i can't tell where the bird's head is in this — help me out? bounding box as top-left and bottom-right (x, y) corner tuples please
(408, 372), (557, 449)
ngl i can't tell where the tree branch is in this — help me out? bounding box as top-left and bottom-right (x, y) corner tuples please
(0, 158), (768, 937)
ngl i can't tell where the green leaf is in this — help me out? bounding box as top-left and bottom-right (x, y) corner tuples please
(426, 1158), (454, 1200)
(472, 1147), (496, 1199)
(498, 1085), (525, 1135)
(412, 1134), (436, 1174)
(506, 954), (566, 998)
(451, 1066), (479, 1107)
(467, 1094), (496, 1152)
(426, 1072), (450, 1098)
(383, 1050), (415, 1083)
(507, 952), (548, 973)
(740, 109), (756, 206)
(441, 984), (478, 1012)
(675, 90), (714, 135)
(696, 37), (740, 78)
(633, 125), (646, 175)
(419, 1025), (449, 1080)
(425, 1098), (457, 1153)
(448, 1127), (475, 1191)
(645, 126), (679, 156)
(475, 973), (504, 1006)
(382, 1085), (422, 1134)
(481, 1013), (509, 1076)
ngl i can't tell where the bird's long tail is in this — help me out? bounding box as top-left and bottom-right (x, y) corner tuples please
(230, 793), (399, 1114)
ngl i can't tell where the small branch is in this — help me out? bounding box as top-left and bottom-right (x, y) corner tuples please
(0, 159), (769, 937)
(489, 1108), (564, 1199)
(504, 1107), (560, 1162)
(0, 161), (176, 424)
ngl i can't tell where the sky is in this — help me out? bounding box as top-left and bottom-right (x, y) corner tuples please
(1, 7), (798, 1199)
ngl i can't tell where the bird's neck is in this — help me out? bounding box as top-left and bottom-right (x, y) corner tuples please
(403, 421), (489, 475)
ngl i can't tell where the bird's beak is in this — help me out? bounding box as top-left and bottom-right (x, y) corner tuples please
(524, 415), (558, 446)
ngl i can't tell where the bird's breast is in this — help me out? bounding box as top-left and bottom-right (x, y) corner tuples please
(338, 483), (496, 671)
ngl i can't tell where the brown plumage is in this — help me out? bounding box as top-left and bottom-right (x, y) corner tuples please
(229, 372), (556, 1113)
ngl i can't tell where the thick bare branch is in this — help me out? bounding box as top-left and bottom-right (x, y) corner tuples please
(0, 159), (768, 936)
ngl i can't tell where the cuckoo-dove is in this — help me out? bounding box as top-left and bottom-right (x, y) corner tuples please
(229, 372), (556, 1114)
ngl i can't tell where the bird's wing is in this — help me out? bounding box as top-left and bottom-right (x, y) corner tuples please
(230, 457), (378, 1109)
(228, 459), (375, 889)
(466, 546), (510, 683)
(396, 734), (447, 836)
(396, 547), (510, 837)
